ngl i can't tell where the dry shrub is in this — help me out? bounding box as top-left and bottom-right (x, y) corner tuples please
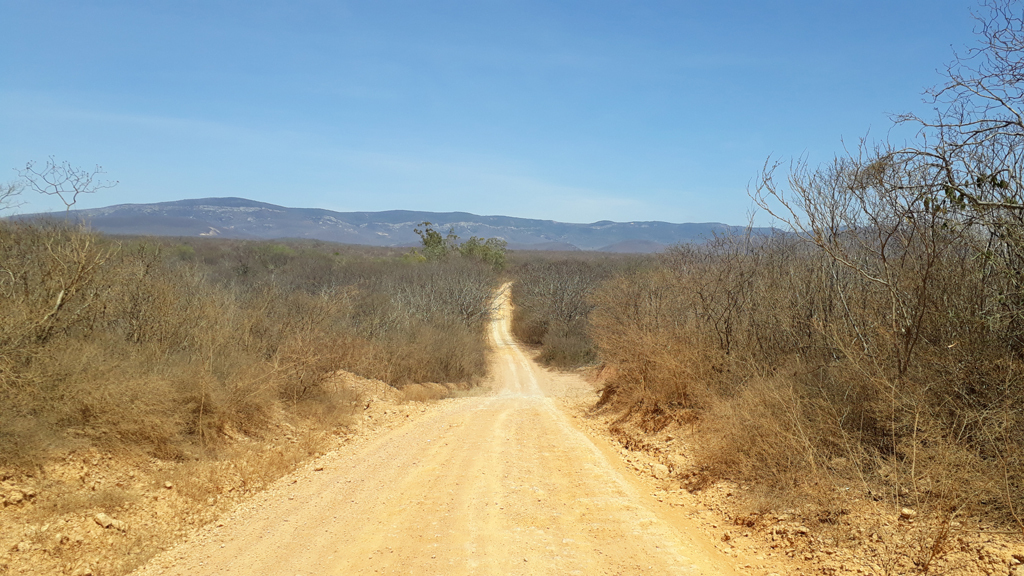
(29, 485), (137, 521)
(0, 223), (497, 576)
(696, 373), (866, 508)
(511, 305), (548, 345)
(538, 327), (596, 367)
(289, 386), (361, 430)
(0, 221), (497, 469)
(231, 443), (312, 493)
(582, 221), (1024, 540)
(387, 322), (488, 385)
(509, 258), (625, 367)
(590, 267), (725, 410)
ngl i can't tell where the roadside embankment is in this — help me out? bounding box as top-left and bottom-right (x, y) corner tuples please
(0, 371), (446, 576)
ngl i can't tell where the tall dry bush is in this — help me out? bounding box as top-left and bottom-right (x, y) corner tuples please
(583, 146), (1024, 535)
(0, 222), (499, 467)
(753, 145), (1024, 520)
(348, 257), (496, 384)
(590, 267), (719, 410)
(510, 258), (626, 367)
(573, 1), (1024, 547)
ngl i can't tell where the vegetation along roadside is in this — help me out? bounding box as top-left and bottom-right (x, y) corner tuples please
(0, 213), (506, 575)
(510, 3), (1024, 574)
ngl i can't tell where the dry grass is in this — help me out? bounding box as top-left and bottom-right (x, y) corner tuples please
(513, 223), (1024, 568)
(509, 257), (632, 368)
(399, 382), (452, 402)
(0, 221), (497, 467)
(0, 221), (499, 576)
(3, 405), (360, 576)
(29, 486), (139, 521)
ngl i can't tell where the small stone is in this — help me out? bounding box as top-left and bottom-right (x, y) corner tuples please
(71, 566), (94, 576)
(164, 481), (173, 489)
(7, 491), (24, 505)
(94, 513), (114, 529)
(651, 463), (670, 479)
(15, 541), (30, 552)
(313, 466), (324, 472)
(899, 507), (917, 520)
(93, 513), (126, 531)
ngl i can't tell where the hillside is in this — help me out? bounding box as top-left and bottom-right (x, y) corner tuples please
(14, 197), (767, 251)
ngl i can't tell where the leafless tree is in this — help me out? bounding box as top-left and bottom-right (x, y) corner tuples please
(889, 0), (1024, 343)
(17, 157), (118, 212)
(0, 181), (23, 213)
(894, 0), (1024, 209)
(754, 142), (961, 376)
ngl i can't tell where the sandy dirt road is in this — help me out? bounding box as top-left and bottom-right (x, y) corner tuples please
(133, 287), (739, 576)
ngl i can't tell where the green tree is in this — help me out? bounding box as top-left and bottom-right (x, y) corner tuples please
(413, 222), (458, 261)
(458, 236), (508, 270)
(413, 222), (507, 269)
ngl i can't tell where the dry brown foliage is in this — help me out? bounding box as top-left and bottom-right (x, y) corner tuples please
(572, 180), (1023, 567)
(0, 222), (499, 468)
(509, 256), (635, 367)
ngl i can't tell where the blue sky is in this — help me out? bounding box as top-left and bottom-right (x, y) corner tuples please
(1, 1), (977, 224)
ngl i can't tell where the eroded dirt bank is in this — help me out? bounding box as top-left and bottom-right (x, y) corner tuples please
(0, 370), (434, 576)
(128, 289), (749, 576)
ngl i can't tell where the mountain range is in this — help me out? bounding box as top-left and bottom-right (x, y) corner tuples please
(15, 197), (768, 252)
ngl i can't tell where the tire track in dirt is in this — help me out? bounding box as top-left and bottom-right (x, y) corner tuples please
(131, 285), (740, 576)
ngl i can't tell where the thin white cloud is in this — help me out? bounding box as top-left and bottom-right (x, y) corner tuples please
(311, 148), (649, 222)
(0, 94), (675, 223)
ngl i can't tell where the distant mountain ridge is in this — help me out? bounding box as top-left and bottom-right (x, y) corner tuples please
(14, 197), (770, 252)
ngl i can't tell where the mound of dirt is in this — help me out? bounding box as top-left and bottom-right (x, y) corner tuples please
(328, 370), (403, 403)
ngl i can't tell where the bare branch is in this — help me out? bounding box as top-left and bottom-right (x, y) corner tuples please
(0, 180), (24, 213)
(17, 157), (118, 212)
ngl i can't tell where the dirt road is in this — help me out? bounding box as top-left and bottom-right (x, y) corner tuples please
(133, 288), (739, 576)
